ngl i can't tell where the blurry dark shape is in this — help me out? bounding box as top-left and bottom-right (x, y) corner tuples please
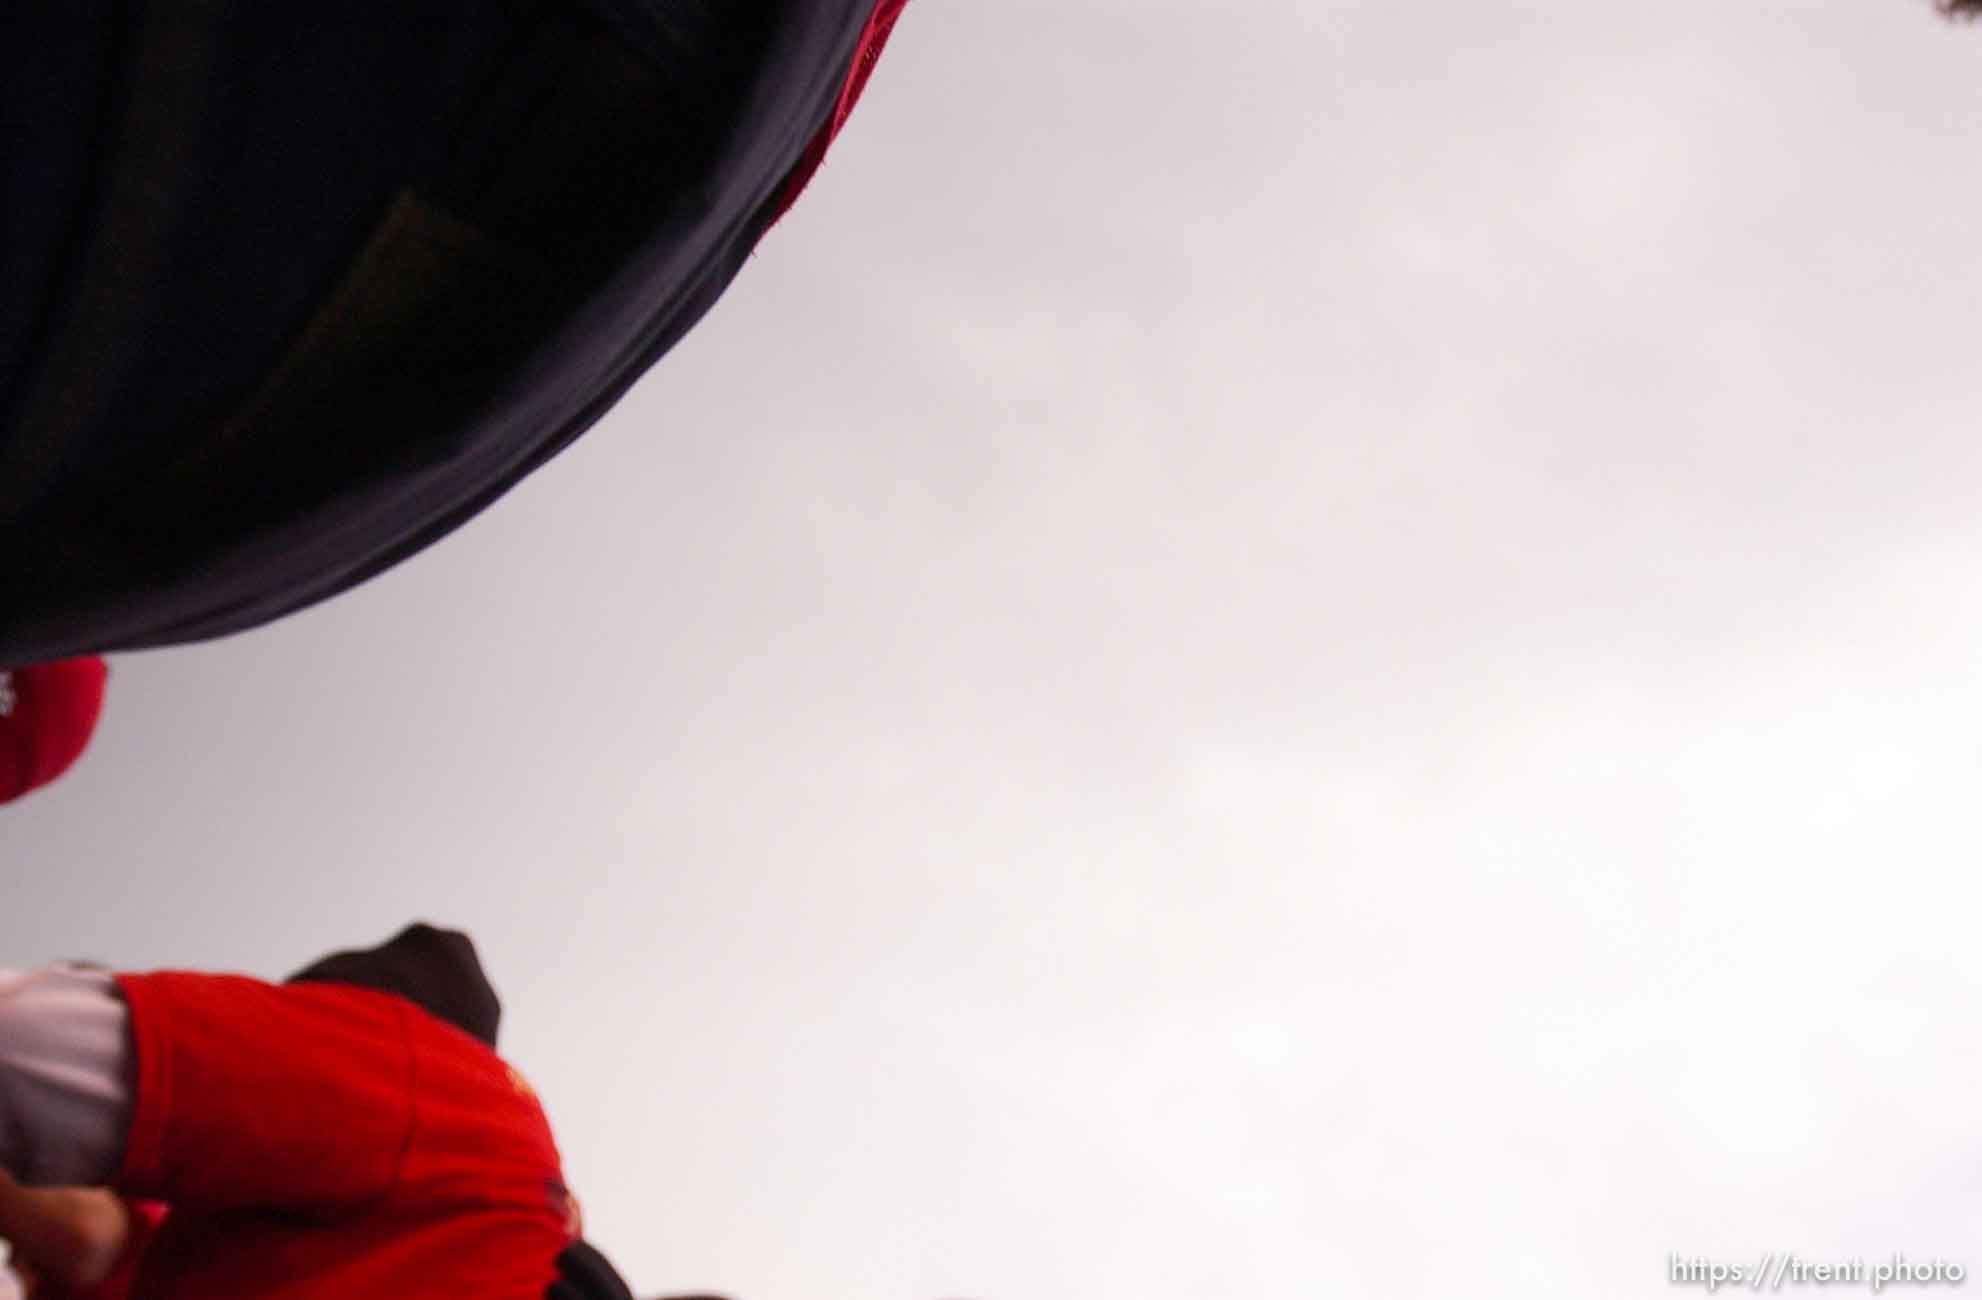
(0, 656), (107, 804)
(544, 1238), (638, 1300)
(0, 0), (907, 662)
(1939, 0), (1982, 16)
(287, 922), (504, 1048)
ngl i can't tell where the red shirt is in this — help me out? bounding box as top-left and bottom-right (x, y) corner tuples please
(81, 973), (576, 1300)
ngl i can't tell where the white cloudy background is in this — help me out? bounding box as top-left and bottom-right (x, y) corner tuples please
(8, 3), (1982, 1296)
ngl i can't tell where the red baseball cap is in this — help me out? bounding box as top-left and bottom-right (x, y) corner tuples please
(0, 656), (109, 803)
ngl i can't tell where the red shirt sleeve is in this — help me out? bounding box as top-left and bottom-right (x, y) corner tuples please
(105, 972), (570, 1300)
(111, 973), (414, 1211)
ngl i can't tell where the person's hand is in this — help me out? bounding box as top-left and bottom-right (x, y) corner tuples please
(0, 1172), (130, 1294)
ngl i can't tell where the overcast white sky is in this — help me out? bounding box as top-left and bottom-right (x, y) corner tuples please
(8, 3), (1982, 1296)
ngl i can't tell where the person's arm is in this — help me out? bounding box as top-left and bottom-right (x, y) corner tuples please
(0, 1174), (129, 1294)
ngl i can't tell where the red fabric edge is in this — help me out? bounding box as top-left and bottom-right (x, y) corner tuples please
(108, 974), (171, 1199)
(767, 0), (911, 225)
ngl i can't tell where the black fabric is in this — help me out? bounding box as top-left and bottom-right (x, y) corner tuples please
(284, 921), (503, 1048)
(0, 0), (877, 662)
(548, 1239), (640, 1300)
(0, 1), (536, 532)
(0, 7), (126, 465)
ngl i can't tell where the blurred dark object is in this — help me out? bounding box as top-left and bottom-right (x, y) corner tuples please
(0, 0), (901, 661)
(286, 921), (503, 1048)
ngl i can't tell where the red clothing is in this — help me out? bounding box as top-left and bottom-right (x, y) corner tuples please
(0, 657), (107, 803)
(87, 972), (575, 1300)
(770, 0), (912, 223)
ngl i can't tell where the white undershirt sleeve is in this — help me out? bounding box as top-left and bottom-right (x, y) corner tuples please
(0, 966), (132, 1186)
